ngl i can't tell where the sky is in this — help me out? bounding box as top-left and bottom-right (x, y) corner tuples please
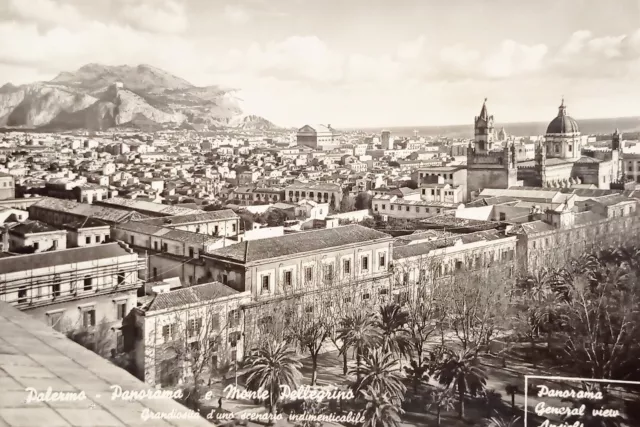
(1, 0), (640, 128)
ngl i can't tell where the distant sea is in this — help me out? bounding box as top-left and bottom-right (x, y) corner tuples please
(348, 116), (640, 138)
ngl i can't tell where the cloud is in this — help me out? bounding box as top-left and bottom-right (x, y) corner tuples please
(552, 29), (640, 78)
(7, 0), (82, 26)
(222, 36), (345, 84)
(223, 5), (251, 24)
(118, 0), (188, 34)
(0, 20), (202, 82)
(482, 40), (548, 79)
(397, 35), (426, 60)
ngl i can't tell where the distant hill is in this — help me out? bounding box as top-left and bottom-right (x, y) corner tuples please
(355, 116), (640, 138)
(0, 63), (278, 132)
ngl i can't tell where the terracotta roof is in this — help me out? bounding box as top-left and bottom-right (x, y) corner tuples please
(393, 230), (506, 260)
(62, 217), (110, 230)
(115, 222), (221, 245)
(97, 197), (199, 216)
(136, 210), (238, 226)
(7, 220), (61, 236)
(31, 197), (140, 223)
(206, 224), (391, 263)
(145, 282), (238, 312)
(586, 194), (636, 207)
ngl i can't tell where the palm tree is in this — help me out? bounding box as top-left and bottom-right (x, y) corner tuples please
(360, 386), (404, 427)
(426, 388), (456, 427)
(338, 311), (382, 377)
(245, 341), (302, 422)
(351, 348), (406, 404)
(436, 348), (487, 418)
(485, 415), (521, 427)
(403, 358), (429, 394)
(377, 303), (411, 359)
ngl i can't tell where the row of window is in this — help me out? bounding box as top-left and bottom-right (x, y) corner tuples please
(418, 172), (455, 180)
(257, 288), (391, 326)
(374, 204), (443, 214)
(16, 272), (127, 304)
(84, 234), (109, 245)
(260, 254), (388, 293)
(421, 188), (456, 196)
(288, 191), (333, 199)
(531, 220), (634, 249)
(161, 320), (241, 347)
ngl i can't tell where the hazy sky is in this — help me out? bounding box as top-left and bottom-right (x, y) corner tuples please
(1, 0), (640, 127)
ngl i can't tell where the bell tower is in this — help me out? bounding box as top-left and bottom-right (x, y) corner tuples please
(467, 98), (517, 200)
(474, 98), (495, 152)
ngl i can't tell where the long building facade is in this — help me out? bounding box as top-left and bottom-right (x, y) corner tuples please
(0, 242), (145, 353)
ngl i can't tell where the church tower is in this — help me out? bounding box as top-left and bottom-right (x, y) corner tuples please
(474, 98), (495, 152)
(466, 98), (518, 200)
(612, 128), (621, 151)
(612, 128), (622, 181)
(535, 140), (547, 186)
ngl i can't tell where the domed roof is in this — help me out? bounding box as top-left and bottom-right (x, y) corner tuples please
(546, 98), (579, 134)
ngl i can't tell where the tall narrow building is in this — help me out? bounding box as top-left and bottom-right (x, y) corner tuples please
(466, 99), (518, 199)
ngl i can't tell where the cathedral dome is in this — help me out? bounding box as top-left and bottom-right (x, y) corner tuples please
(546, 98), (579, 134)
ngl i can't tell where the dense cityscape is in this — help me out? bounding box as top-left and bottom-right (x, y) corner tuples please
(1, 1), (640, 427)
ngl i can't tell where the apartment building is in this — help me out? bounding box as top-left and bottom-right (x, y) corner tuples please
(63, 217), (112, 248)
(413, 165), (468, 201)
(111, 221), (235, 286)
(202, 225), (394, 347)
(29, 197), (145, 228)
(127, 282), (252, 386)
(623, 148), (640, 183)
(0, 242), (144, 351)
(510, 194), (640, 272)
(284, 181), (343, 210)
(420, 182), (465, 204)
(392, 229), (517, 302)
(230, 187), (285, 205)
(372, 194), (462, 219)
(6, 220), (68, 252)
(0, 172), (15, 200)
(135, 210), (240, 237)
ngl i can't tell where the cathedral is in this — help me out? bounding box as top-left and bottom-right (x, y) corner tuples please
(467, 99), (622, 198)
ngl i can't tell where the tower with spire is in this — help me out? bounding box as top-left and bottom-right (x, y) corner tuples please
(473, 98), (495, 152)
(466, 98), (518, 199)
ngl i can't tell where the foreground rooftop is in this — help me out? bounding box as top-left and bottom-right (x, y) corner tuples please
(0, 301), (211, 426)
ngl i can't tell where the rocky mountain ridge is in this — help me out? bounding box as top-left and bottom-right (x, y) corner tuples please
(0, 64), (278, 131)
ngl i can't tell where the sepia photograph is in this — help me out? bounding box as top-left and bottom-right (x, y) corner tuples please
(0, 0), (640, 426)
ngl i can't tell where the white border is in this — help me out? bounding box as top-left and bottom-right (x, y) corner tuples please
(524, 375), (640, 427)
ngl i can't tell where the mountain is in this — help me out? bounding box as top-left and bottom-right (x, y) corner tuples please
(228, 114), (279, 131)
(0, 64), (277, 131)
